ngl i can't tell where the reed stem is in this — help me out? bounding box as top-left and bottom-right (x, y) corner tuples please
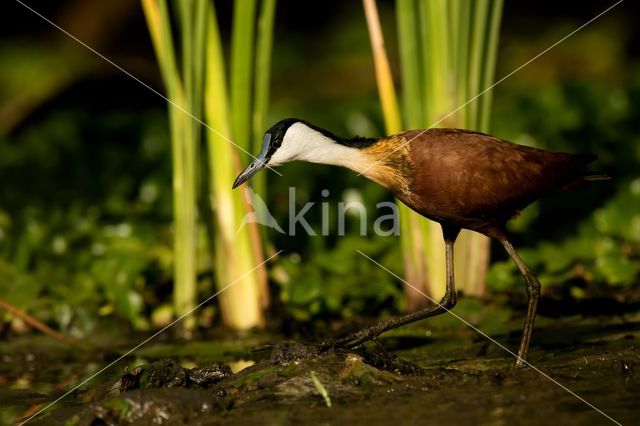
(142, 0), (275, 331)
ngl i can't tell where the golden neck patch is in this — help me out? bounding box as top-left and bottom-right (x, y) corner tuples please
(359, 136), (413, 194)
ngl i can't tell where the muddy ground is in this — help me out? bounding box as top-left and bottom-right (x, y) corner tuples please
(1, 301), (639, 425)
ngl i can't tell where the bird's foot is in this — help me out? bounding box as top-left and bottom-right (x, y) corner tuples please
(335, 335), (423, 376)
(258, 338), (423, 375)
(331, 325), (382, 350)
(255, 333), (373, 365)
(262, 341), (334, 365)
(513, 356), (528, 369)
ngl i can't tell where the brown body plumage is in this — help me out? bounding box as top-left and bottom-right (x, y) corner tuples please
(366, 128), (599, 240)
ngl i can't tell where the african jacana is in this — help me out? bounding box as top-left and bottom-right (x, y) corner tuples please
(232, 118), (608, 367)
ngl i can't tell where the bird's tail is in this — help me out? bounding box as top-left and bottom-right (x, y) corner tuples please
(557, 171), (610, 193)
(582, 172), (611, 181)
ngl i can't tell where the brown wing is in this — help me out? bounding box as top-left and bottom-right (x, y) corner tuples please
(401, 128), (595, 222)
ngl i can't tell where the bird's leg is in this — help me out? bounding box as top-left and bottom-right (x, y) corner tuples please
(501, 239), (541, 368)
(333, 230), (458, 349)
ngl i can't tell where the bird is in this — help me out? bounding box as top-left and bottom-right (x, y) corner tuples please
(232, 118), (609, 367)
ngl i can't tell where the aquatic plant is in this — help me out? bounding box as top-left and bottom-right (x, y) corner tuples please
(141, 0), (276, 330)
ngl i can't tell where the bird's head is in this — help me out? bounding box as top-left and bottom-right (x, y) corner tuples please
(232, 118), (299, 189)
(233, 118), (360, 189)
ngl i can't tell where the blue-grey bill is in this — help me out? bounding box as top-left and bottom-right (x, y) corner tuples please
(232, 133), (271, 189)
(232, 158), (266, 189)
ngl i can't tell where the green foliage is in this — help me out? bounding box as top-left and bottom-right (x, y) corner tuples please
(488, 180), (640, 292)
(0, 109), (175, 336)
(487, 79), (640, 294)
(0, 205), (172, 334)
(276, 236), (404, 321)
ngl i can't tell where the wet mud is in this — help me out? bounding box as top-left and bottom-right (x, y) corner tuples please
(2, 312), (639, 425)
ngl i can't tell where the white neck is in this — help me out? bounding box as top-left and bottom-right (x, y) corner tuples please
(267, 122), (370, 172)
